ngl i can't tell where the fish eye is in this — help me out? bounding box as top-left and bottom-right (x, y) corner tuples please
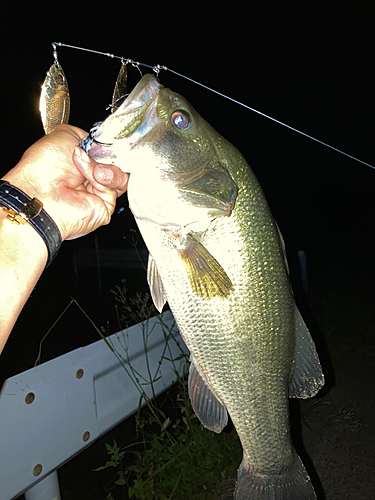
(171, 110), (190, 130)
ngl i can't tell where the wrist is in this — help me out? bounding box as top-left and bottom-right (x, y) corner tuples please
(0, 208), (47, 348)
(0, 207), (48, 266)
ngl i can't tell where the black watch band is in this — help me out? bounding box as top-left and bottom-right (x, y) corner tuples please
(0, 180), (62, 267)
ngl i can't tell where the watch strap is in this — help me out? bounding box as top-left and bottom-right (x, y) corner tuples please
(0, 180), (62, 267)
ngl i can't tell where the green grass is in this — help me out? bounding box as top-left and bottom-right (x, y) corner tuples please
(96, 381), (241, 500)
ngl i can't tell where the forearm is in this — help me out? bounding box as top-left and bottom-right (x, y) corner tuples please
(0, 125), (128, 355)
(0, 209), (47, 353)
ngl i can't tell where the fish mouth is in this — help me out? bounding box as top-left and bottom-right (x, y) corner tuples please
(81, 74), (163, 162)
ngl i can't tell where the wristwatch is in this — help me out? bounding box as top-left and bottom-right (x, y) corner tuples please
(0, 180), (62, 267)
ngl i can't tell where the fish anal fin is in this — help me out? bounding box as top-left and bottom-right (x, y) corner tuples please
(288, 307), (325, 399)
(147, 254), (167, 313)
(188, 358), (228, 434)
(176, 233), (233, 300)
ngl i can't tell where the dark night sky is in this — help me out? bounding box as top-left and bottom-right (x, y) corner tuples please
(1, 2), (375, 380)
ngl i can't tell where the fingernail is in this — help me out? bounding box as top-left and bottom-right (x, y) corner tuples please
(74, 146), (90, 163)
(96, 165), (114, 182)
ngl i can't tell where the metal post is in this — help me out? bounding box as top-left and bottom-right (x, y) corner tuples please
(24, 471), (61, 500)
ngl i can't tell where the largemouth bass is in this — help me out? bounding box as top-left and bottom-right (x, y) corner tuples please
(83, 74), (324, 499)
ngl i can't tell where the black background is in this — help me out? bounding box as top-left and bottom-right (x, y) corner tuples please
(1, 2), (375, 380)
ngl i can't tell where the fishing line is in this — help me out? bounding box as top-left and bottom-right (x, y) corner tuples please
(52, 42), (375, 171)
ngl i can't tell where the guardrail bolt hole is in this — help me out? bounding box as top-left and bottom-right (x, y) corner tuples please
(25, 393), (35, 405)
(83, 431), (90, 442)
(33, 464), (42, 476)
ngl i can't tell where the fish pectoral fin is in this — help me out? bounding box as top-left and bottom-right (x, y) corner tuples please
(288, 307), (325, 398)
(176, 233), (233, 300)
(147, 254), (167, 313)
(188, 358), (228, 434)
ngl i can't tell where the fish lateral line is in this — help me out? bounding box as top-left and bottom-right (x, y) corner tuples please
(50, 42), (374, 171)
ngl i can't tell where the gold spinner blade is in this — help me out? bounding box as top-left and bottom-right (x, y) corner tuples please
(111, 60), (127, 113)
(40, 60), (70, 134)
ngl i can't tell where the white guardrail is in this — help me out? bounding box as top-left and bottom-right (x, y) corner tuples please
(0, 311), (188, 500)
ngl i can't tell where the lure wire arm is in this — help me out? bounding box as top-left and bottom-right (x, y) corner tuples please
(53, 42), (374, 171)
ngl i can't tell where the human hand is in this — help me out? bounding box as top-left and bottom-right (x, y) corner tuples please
(2, 124), (129, 241)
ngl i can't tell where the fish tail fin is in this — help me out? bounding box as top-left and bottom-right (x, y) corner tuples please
(234, 455), (317, 499)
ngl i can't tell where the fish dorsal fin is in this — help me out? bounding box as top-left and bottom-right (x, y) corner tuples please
(188, 358), (228, 434)
(289, 307), (325, 398)
(147, 254), (167, 313)
(176, 233), (233, 300)
(275, 219), (290, 276)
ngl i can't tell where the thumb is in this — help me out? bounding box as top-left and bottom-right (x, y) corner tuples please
(93, 164), (129, 195)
